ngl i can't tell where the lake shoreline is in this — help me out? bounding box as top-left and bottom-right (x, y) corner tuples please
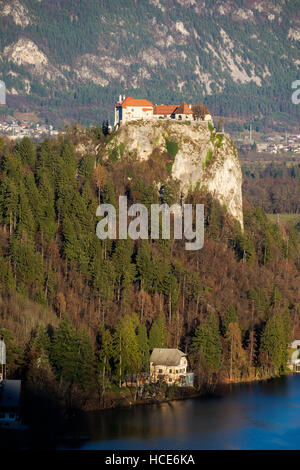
(82, 372), (292, 412)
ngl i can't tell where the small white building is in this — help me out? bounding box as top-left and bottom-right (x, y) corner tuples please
(114, 95), (154, 127)
(290, 340), (300, 349)
(150, 348), (194, 387)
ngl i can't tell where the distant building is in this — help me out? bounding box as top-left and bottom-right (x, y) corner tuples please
(150, 348), (194, 387)
(153, 102), (212, 122)
(114, 95), (212, 127)
(114, 95), (154, 127)
(289, 347), (300, 373)
(290, 340), (300, 349)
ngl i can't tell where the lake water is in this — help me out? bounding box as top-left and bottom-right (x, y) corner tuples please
(62, 374), (300, 450)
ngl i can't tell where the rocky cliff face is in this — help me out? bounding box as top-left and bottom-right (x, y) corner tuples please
(105, 120), (243, 228)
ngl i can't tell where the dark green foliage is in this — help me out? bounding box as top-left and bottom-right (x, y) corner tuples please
(114, 314), (142, 379)
(137, 324), (150, 372)
(165, 139), (179, 158)
(16, 138), (36, 167)
(149, 312), (167, 351)
(222, 305), (239, 336)
(136, 241), (154, 292)
(50, 316), (95, 389)
(259, 311), (291, 375)
(193, 312), (222, 371)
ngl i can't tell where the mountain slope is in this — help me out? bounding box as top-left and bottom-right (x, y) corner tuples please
(0, 0), (299, 126)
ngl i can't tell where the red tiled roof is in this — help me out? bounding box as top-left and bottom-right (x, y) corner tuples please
(153, 105), (178, 115)
(120, 97), (153, 108)
(174, 102), (193, 114)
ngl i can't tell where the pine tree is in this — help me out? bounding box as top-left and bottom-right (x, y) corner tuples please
(16, 137), (36, 167)
(149, 312), (167, 350)
(50, 316), (95, 390)
(260, 311), (291, 375)
(136, 241), (153, 292)
(222, 305), (239, 336)
(112, 239), (136, 305)
(98, 323), (113, 395)
(192, 312), (222, 371)
(137, 323), (150, 372)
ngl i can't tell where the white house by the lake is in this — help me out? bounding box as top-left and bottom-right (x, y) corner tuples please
(149, 348), (194, 387)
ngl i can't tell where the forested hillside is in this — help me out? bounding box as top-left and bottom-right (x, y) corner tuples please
(243, 162), (300, 213)
(0, 0), (299, 127)
(0, 126), (300, 410)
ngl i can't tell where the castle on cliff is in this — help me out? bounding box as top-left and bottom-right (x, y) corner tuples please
(114, 95), (212, 127)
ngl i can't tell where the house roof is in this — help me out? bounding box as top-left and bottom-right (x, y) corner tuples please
(150, 348), (186, 366)
(174, 102), (193, 115)
(119, 97), (154, 108)
(153, 105), (178, 115)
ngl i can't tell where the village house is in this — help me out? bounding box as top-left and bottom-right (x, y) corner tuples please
(288, 340), (300, 372)
(149, 348), (194, 387)
(114, 95), (212, 127)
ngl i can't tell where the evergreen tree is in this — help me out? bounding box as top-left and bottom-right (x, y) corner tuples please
(16, 137), (35, 167)
(260, 311), (291, 375)
(192, 312), (222, 371)
(50, 316), (95, 390)
(112, 239), (136, 305)
(137, 323), (150, 372)
(113, 315), (142, 385)
(149, 312), (167, 350)
(98, 323), (113, 394)
(222, 305), (239, 336)
(136, 241), (153, 292)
